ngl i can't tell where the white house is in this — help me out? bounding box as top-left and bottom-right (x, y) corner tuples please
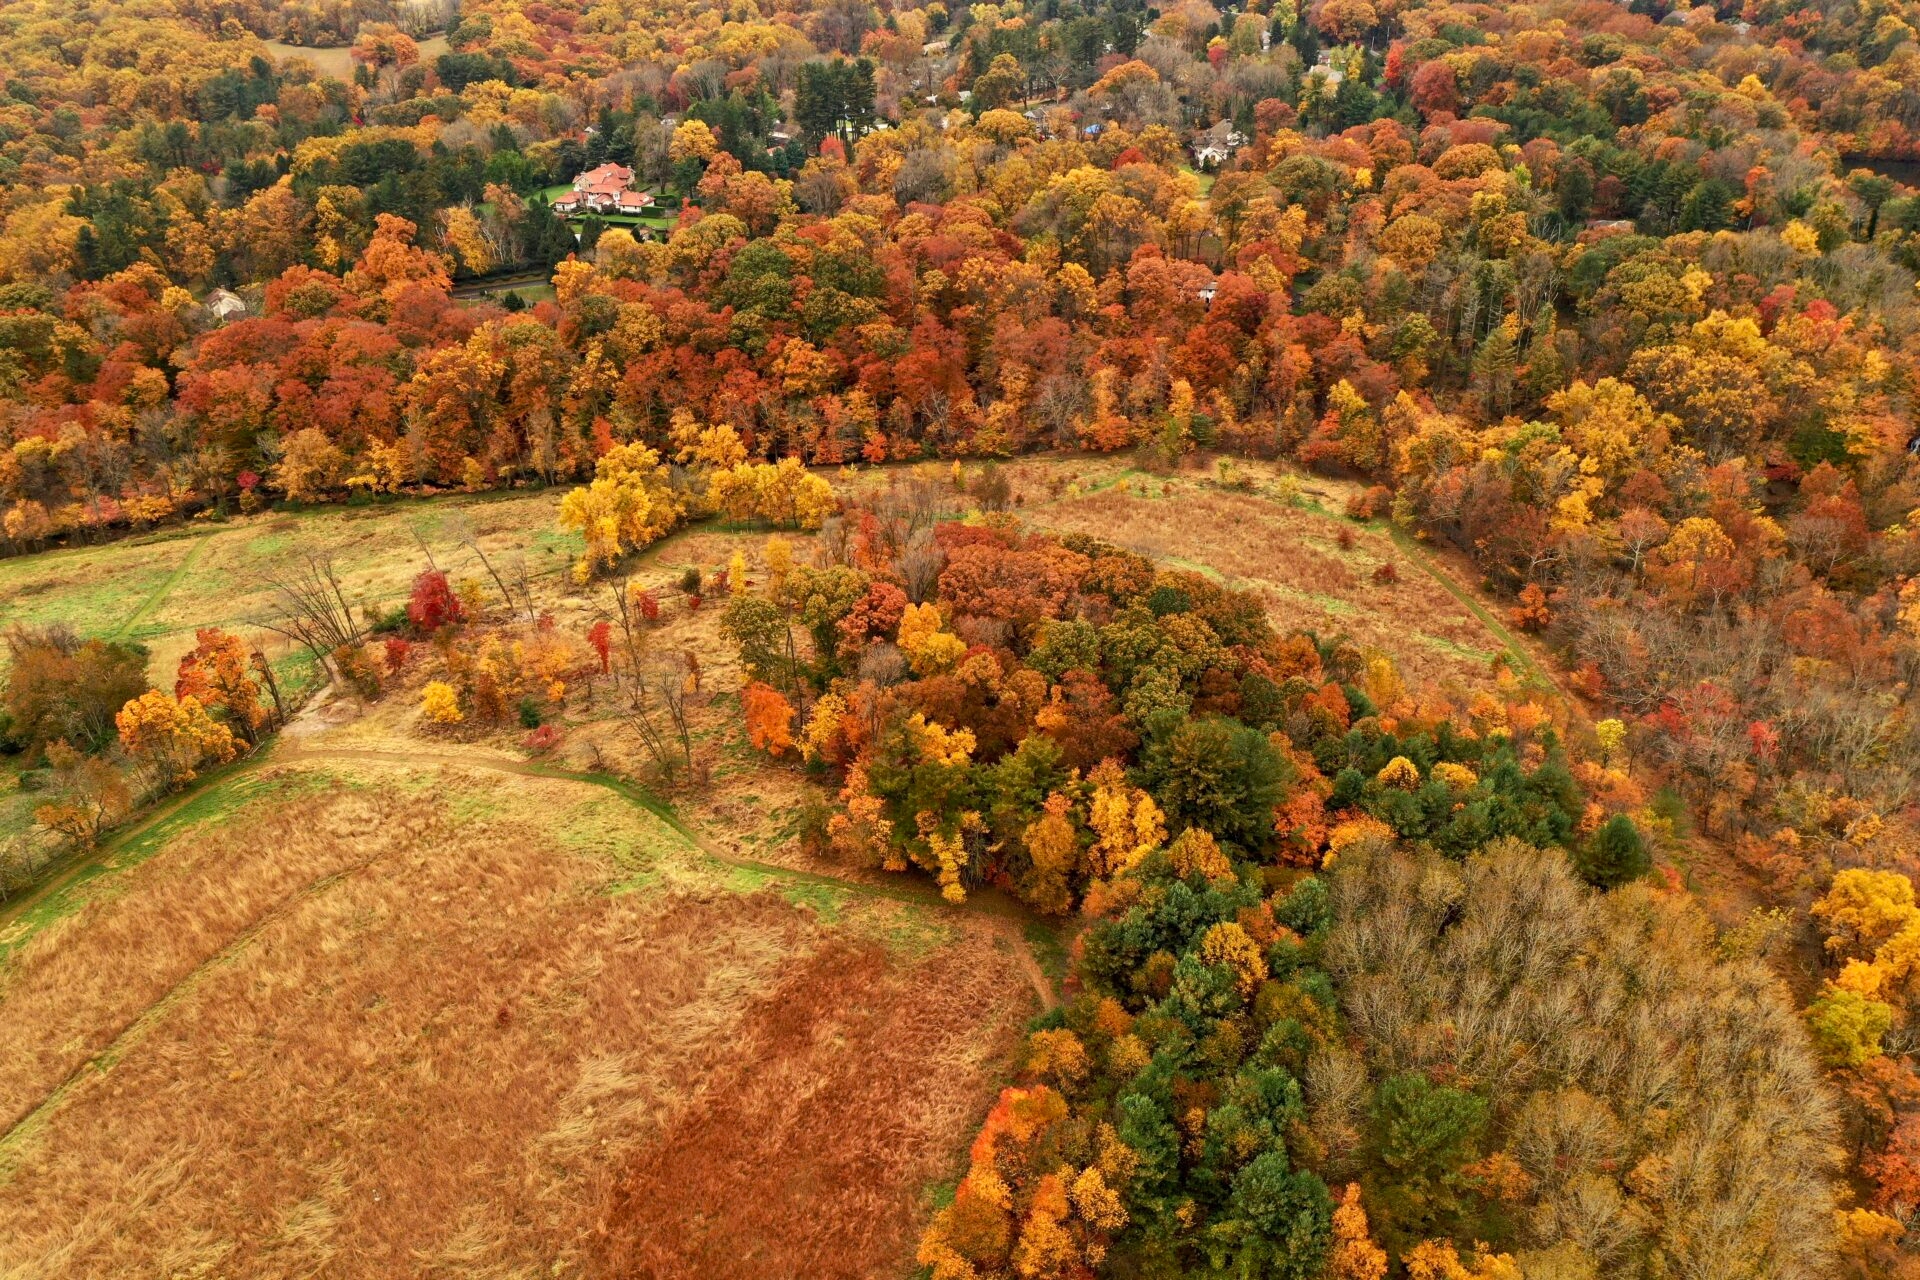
(206, 288), (248, 324)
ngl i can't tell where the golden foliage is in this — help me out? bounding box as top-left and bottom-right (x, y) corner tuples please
(421, 680), (463, 724)
(557, 442), (685, 579)
(115, 691), (238, 790)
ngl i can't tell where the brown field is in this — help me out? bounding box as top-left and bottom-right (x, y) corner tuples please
(0, 754), (1033, 1278)
(866, 455), (1522, 692)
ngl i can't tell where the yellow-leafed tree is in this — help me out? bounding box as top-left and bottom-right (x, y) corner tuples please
(558, 442), (685, 579)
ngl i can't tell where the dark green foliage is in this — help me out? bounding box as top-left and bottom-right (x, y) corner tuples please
(1366, 1072), (1488, 1240)
(435, 50), (519, 91)
(1205, 1151), (1332, 1280)
(793, 57), (877, 144)
(1073, 851), (1335, 1277)
(1273, 875), (1330, 936)
(1238, 671), (1286, 730)
(1139, 716), (1290, 853)
(1081, 872), (1258, 999)
(1575, 812), (1651, 888)
(719, 594), (797, 691)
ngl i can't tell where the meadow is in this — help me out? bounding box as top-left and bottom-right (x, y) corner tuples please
(0, 746), (1033, 1277)
(0, 458), (1537, 855)
(0, 454), (1548, 1275)
(259, 35), (450, 82)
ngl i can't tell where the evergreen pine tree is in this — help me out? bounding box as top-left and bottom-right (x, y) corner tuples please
(1575, 813), (1650, 889)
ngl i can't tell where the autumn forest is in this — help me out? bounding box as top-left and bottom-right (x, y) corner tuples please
(5, 0), (1920, 1271)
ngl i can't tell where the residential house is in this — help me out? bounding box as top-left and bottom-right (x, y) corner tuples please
(205, 288), (248, 324)
(552, 162), (653, 215)
(1189, 120), (1248, 170)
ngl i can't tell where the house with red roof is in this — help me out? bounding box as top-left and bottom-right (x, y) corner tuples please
(552, 163), (654, 216)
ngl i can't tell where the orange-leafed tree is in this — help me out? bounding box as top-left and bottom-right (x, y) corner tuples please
(175, 627), (272, 745)
(743, 680), (796, 756)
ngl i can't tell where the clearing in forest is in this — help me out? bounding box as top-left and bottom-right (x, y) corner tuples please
(880, 455), (1525, 691)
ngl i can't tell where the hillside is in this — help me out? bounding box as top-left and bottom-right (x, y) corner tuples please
(8, 0), (1920, 1267)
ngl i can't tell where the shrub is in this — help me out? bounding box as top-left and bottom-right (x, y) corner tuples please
(421, 680), (463, 724)
(971, 462), (1012, 511)
(518, 697), (542, 729)
(1344, 485), (1391, 519)
(407, 569), (465, 632)
(331, 643), (383, 699)
(522, 723), (563, 754)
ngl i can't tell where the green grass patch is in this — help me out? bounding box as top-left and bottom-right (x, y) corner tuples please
(0, 764), (317, 958)
(724, 862), (779, 895)
(1263, 582), (1359, 617)
(0, 545), (191, 642)
(777, 878), (849, 921)
(532, 526), (585, 559)
(1416, 633), (1501, 665)
(1024, 921), (1070, 989)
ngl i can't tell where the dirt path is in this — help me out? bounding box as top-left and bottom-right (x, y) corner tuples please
(270, 745), (1062, 1011)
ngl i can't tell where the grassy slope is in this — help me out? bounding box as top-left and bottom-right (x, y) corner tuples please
(0, 454), (1615, 1273)
(0, 744), (1035, 1277)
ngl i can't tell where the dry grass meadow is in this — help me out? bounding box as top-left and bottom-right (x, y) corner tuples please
(1007, 457), (1516, 690)
(0, 752), (1033, 1278)
(259, 34), (449, 81)
(836, 455), (1527, 692)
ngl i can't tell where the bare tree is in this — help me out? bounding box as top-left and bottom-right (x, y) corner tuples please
(628, 649), (697, 784)
(442, 511), (533, 622)
(258, 552), (362, 664)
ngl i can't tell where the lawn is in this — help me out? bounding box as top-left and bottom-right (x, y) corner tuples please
(1181, 163), (1218, 195)
(0, 490), (579, 688)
